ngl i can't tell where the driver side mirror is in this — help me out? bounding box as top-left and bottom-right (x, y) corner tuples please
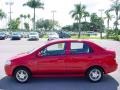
(37, 52), (42, 57)
(37, 48), (47, 57)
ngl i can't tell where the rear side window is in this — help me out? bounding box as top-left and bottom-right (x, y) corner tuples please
(70, 42), (93, 54)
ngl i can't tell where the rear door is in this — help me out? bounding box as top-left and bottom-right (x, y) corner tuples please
(64, 42), (94, 74)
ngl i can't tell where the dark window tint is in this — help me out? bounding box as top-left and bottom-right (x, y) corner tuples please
(70, 42), (92, 54)
(41, 43), (66, 56)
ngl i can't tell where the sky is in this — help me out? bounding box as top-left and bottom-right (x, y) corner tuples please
(0, 0), (115, 29)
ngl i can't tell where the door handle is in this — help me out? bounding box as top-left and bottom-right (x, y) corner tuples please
(88, 56), (92, 58)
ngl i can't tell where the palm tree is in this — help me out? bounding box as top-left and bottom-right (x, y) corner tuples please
(23, 0), (44, 31)
(20, 14), (24, 18)
(27, 14), (31, 31)
(109, 0), (120, 30)
(20, 14), (24, 29)
(27, 14), (31, 19)
(0, 9), (6, 20)
(105, 10), (114, 29)
(23, 15), (27, 20)
(83, 11), (89, 22)
(70, 3), (86, 38)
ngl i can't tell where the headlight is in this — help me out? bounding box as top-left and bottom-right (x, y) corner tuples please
(5, 60), (11, 65)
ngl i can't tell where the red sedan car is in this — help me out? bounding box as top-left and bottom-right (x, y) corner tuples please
(5, 39), (118, 83)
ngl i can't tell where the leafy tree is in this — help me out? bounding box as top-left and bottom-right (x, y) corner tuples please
(43, 19), (53, 31)
(72, 23), (79, 32)
(27, 14), (31, 19)
(109, 0), (120, 30)
(36, 19), (59, 31)
(90, 13), (105, 38)
(20, 14), (24, 29)
(23, 0), (44, 31)
(83, 11), (90, 22)
(70, 3), (86, 38)
(105, 10), (114, 29)
(62, 25), (73, 31)
(81, 22), (91, 31)
(20, 14), (24, 19)
(20, 14), (31, 30)
(36, 19), (44, 29)
(24, 22), (30, 30)
(0, 9), (6, 20)
(8, 18), (20, 30)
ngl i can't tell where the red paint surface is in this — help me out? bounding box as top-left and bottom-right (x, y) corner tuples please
(5, 39), (118, 78)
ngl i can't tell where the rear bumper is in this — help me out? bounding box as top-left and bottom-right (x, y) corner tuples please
(11, 37), (21, 40)
(105, 60), (118, 74)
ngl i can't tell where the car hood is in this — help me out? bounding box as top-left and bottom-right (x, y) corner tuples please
(48, 35), (59, 38)
(12, 35), (21, 37)
(0, 35), (5, 37)
(10, 52), (30, 60)
(29, 35), (38, 37)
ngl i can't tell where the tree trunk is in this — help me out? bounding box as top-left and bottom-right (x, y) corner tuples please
(33, 8), (36, 31)
(85, 17), (86, 22)
(115, 10), (118, 30)
(100, 31), (102, 39)
(107, 19), (109, 29)
(100, 24), (103, 39)
(78, 19), (81, 38)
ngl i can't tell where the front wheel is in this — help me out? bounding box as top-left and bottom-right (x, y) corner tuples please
(14, 68), (31, 83)
(87, 67), (103, 82)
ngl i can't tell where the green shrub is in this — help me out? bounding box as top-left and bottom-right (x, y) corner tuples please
(106, 29), (120, 41)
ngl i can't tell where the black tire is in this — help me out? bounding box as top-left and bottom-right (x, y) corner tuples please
(13, 68), (31, 83)
(86, 67), (103, 82)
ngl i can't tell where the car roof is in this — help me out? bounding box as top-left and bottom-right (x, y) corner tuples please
(47, 39), (92, 44)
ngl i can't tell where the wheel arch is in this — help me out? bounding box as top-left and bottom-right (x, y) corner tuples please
(86, 65), (105, 75)
(12, 66), (32, 76)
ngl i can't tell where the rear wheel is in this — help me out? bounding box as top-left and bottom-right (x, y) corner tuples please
(14, 68), (31, 83)
(87, 67), (103, 82)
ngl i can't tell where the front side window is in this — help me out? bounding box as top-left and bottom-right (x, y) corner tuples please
(41, 43), (65, 56)
(70, 42), (92, 54)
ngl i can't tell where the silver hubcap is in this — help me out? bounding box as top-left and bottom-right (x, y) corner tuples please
(89, 69), (102, 81)
(16, 70), (28, 82)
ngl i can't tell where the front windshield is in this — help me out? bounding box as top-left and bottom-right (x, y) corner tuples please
(0, 32), (4, 35)
(12, 32), (20, 35)
(30, 32), (37, 35)
(27, 41), (47, 54)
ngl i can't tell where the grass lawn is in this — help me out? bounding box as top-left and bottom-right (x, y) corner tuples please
(42, 35), (48, 38)
(71, 35), (101, 39)
(42, 34), (120, 40)
(42, 34), (101, 39)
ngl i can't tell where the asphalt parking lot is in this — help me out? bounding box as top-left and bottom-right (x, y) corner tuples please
(0, 38), (120, 90)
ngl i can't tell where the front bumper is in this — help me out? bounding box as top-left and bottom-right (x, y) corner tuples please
(0, 36), (5, 40)
(4, 65), (14, 76)
(28, 37), (39, 40)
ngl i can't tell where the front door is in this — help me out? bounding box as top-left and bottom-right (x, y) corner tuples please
(36, 42), (66, 75)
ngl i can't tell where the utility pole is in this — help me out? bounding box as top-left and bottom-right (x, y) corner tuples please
(6, 2), (14, 31)
(6, 2), (14, 23)
(98, 9), (104, 39)
(51, 10), (56, 31)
